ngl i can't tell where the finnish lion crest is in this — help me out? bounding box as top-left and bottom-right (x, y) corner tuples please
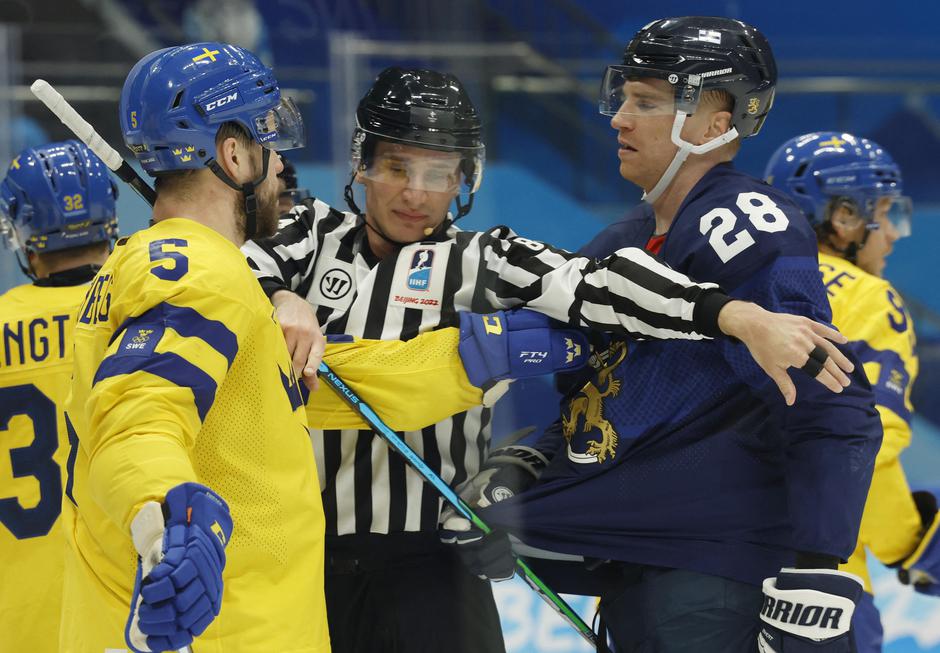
(563, 341), (628, 464)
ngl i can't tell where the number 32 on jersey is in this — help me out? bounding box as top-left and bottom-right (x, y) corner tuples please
(699, 192), (789, 263)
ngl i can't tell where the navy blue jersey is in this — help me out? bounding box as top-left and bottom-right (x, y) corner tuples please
(482, 164), (881, 587)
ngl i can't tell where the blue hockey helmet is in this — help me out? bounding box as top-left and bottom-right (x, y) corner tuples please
(119, 42), (305, 175)
(764, 132), (911, 237)
(0, 139), (118, 254)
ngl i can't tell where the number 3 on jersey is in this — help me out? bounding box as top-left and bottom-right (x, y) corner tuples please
(699, 192), (789, 263)
(0, 384), (61, 539)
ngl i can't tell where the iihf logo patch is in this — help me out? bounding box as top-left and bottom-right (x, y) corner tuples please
(406, 249), (434, 291)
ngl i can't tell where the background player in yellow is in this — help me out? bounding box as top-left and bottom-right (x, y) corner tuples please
(0, 139), (118, 653)
(767, 132), (940, 652)
(60, 41), (589, 653)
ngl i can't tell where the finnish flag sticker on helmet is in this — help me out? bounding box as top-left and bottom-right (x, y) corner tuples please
(698, 29), (722, 44)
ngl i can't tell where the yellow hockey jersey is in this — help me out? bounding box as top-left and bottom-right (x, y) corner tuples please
(819, 253), (920, 592)
(61, 218), (330, 653)
(60, 218), (489, 652)
(0, 281), (88, 653)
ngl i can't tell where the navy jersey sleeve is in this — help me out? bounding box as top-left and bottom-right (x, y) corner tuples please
(677, 181), (881, 560)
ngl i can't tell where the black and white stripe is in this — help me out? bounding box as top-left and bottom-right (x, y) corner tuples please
(243, 198), (724, 536)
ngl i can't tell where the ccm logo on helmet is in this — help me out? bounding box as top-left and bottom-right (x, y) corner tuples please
(761, 596), (844, 629)
(204, 92), (239, 113)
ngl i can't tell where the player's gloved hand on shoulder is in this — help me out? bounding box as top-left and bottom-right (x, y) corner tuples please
(758, 568), (863, 652)
(439, 506), (516, 583)
(458, 309), (589, 405)
(126, 482), (234, 653)
(897, 490), (940, 596)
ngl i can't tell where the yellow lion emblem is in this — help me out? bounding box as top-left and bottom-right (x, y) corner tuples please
(562, 341), (628, 464)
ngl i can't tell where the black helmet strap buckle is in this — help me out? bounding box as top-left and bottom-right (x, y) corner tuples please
(207, 147), (272, 241)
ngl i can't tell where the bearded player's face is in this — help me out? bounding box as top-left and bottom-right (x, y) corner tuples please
(237, 148), (283, 241)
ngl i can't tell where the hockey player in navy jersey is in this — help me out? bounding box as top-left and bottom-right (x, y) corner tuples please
(478, 17), (882, 652)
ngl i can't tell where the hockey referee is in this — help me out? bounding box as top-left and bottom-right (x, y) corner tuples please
(242, 67), (855, 653)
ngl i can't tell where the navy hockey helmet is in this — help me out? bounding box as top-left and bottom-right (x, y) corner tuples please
(601, 17), (777, 203)
(601, 16), (777, 139)
(764, 132), (910, 237)
(346, 67), (485, 220)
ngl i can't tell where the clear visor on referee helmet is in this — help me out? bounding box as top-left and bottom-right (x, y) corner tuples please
(353, 128), (485, 195)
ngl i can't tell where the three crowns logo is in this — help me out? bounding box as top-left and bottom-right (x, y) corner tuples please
(172, 146), (196, 162)
(565, 338), (582, 364)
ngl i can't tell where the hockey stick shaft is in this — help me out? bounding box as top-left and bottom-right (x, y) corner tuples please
(30, 79), (157, 206)
(319, 361), (599, 647)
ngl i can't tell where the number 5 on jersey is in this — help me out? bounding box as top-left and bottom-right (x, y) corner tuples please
(149, 238), (189, 281)
(700, 192), (789, 263)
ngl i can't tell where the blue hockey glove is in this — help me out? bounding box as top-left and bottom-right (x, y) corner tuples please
(758, 568), (863, 652)
(125, 482), (234, 653)
(897, 491), (940, 596)
(458, 309), (589, 400)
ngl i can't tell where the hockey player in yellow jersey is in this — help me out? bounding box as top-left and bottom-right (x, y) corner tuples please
(767, 132), (939, 652)
(0, 139), (118, 653)
(60, 41), (590, 653)
(58, 42), (333, 653)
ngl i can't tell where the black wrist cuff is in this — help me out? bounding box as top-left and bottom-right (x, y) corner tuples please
(692, 288), (733, 338)
(795, 551), (841, 569)
(260, 278), (290, 300)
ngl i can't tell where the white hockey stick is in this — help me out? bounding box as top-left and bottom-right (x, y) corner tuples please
(30, 78), (157, 205)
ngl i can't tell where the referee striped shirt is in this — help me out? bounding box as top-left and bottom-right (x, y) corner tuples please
(243, 198), (730, 536)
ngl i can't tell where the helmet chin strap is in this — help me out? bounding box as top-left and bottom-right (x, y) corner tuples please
(207, 147), (272, 241)
(642, 113), (739, 205)
(828, 227), (872, 265)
